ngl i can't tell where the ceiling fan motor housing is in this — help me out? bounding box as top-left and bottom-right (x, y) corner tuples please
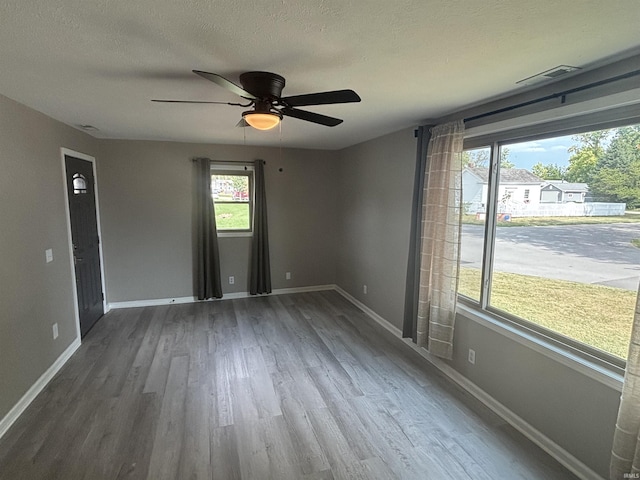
(239, 72), (286, 100)
(154, 69), (358, 127)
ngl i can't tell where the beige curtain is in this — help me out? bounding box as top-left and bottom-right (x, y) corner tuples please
(611, 286), (640, 479)
(416, 120), (464, 359)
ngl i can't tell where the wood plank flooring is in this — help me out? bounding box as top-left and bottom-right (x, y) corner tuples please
(0, 291), (578, 479)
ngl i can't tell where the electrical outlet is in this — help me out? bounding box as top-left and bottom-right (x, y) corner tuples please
(468, 348), (476, 364)
(229, 276), (235, 285)
(363, 285), (368, 295)
(52, 323), (59, 340)
(286, 272), (291, 280)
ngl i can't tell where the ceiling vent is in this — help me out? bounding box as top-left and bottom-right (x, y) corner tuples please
(76, 124), (99, 132)
(517, 65), (581, 86)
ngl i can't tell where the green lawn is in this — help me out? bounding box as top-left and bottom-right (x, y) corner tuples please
(459, 267), (635, 358)
(462, 214), (640, 227)
(214, 203), (250, 230)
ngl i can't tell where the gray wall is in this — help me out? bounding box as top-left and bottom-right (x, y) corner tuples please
(335, 128), (417, 330)
(0, 94), (99, 419)
(97, 140), (338, 303)
(334, 126), (619, 478)
(452, 315), (619, 477)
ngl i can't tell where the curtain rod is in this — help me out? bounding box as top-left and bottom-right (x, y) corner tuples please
(464, 68), (640, 123)
(191, 159), (263, 165)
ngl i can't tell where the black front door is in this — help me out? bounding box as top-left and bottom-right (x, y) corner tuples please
(65, 155), (104, 337)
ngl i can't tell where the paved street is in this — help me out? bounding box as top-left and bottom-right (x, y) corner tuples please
(461, 223), (640, 290)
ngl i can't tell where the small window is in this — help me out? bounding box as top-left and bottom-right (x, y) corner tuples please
(211, 166), (254, 233)
(72, 173), (87, 194)
(524, 189), (530, 199)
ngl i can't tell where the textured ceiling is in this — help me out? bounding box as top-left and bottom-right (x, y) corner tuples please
(0, 0), (639, 149)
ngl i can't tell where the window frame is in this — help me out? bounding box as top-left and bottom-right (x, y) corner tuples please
(460, 116), (640, 377)
(210, 163), (254, 237)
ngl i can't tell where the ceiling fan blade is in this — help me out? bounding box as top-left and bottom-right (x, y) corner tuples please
(151, 99), (236, 104)
(281, 107), (343, 127)
(193, 70), (257, 99)
(236, 118), (249, 128)
(281, 89), (361, 107)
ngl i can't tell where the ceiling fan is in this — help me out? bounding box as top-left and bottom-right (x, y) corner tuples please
(152, 70), (361, 130)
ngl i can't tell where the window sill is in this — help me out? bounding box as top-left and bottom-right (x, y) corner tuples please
(217, 231), (253, 238)
(457, 302), (624, 392)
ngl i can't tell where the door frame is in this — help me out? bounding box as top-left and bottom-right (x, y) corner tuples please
(60, 147), (108, 341)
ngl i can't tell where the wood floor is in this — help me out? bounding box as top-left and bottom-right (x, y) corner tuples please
(0, 291), (577, 479)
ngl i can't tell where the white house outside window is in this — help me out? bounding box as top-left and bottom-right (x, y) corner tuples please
(211, 164), (254, 235)
(459, 123), (640, 362)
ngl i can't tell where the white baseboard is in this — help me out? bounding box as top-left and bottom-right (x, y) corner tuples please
(334, 285), (402, 336)
(0, 337), (81, 440)
(268, 284), (336, 295)
(333, 286), (603, 480)
(107, 284), (337, 310)
(108, 296), (197, 309)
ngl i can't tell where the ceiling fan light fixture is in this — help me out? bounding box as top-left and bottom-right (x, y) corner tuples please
(242, 111), (281, 130)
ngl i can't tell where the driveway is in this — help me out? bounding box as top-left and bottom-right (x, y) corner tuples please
(461, 223), (640, 290)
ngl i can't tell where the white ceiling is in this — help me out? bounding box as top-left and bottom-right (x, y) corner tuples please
(1, 0), (639, 150)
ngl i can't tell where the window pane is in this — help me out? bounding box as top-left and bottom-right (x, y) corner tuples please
(72, 173), (87, 194)
(215, 203), (250, 230)
(488, 127), (640, 358)
(460, 147), (491, 301)
(211, 174), (249, 203)
(211, 172), (252, 230)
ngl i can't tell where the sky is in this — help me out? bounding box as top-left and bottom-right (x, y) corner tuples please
(504, 135), (573, 170)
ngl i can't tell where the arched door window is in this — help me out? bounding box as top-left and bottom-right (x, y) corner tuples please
(72, 173), (87, 194)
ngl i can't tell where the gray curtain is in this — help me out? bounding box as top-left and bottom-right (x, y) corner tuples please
(250, 159), (271, 294)
(403, 126), (433, 340)
(195, 158), (223, 300)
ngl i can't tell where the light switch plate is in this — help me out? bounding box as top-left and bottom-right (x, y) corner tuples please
(45, 249), (53, 263)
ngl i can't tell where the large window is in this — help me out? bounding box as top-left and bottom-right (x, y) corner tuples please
(459, 124), (640, 362)
(211, 165), (254, 233)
